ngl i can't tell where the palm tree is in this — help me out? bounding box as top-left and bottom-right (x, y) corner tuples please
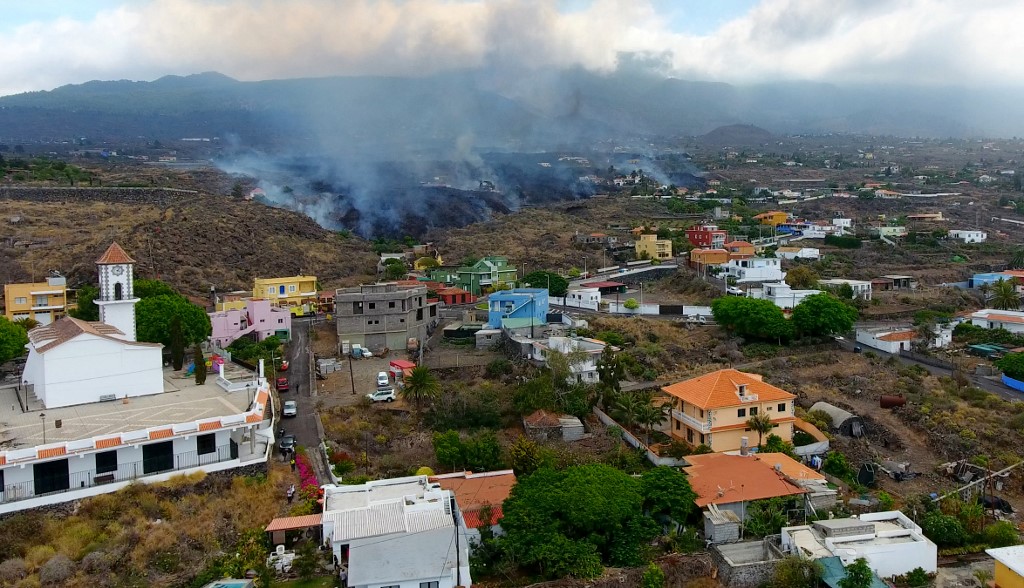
(746, 413), (774, 448)
(1010, 248), (1024, 270)
(635, 396), (670, 446)
(978, 282), (992, 301)
(611, 392), (645, 435)
(12, 317), (39, 331)
(400, 366), (440, 411)
(991, 278), (1021, 310)
(974, 568), (993, 587)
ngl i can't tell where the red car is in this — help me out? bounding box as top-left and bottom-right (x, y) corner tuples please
(276, 377), (289, 392)
(278, 360), (289, 372)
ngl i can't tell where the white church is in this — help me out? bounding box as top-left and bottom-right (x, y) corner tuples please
(20, 243), (165, 409)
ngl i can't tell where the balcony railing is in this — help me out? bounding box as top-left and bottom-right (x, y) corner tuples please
(0, 445), (236, 505)
(672, 410), (711, 433)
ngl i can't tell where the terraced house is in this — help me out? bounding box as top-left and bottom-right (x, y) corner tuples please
(663, 369), (796, 452)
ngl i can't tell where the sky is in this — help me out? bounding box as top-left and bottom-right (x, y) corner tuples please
(1, 0), (1022, 97)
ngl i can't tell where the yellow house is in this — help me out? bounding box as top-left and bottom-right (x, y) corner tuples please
(253, 276), (318, 308)
(3, 275), (74, 326)
(635, 234), (672, 260)
(754, 211), (788, 227)
(414, 254), (443, 271)
(662, 369), (796, 452)
(988, 546), (1024, 588)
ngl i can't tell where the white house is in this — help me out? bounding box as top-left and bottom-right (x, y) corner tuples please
(832, 218), (853, 234)
(948, 229), (987, 243)
(970, 309), (1024, 335)
(819, 278), (873, 301)
(1, 243), (272, 515)
(748, 282), (822, 310)
(320, 476), (472, 588)
(559, 287), (601, 311)
(775, 247), (820, 261)
(723, 258), (785, 283)
(781, 511), (937, 577)
(532, 336), (608, 384)
(21, 243), (164, 409)
(855, 327), (915, 354)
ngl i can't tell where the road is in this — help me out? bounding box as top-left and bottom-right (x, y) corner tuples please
(835, 337), (1020, 402)
(280, 317), (329, 481)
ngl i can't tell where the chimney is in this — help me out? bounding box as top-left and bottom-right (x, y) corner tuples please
(740, 437), (749, 456)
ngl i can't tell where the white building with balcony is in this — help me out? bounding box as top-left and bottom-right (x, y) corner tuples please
(819, 278), (873, 300)
(723, 258), (785, 283)
(531, 336), (609, 384)
(747, 282), (822, 310)
(781, 511), (937, 577)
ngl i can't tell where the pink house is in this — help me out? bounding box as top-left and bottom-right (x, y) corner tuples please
(209, 298), (292, 347)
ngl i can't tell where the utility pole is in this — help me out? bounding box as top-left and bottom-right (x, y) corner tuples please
(349, 354), (356, 395)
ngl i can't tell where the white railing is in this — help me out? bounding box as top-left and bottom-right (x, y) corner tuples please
(672, 410), (712, 433)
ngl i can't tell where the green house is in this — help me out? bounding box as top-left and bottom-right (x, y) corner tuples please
(456, 256), (518, 295)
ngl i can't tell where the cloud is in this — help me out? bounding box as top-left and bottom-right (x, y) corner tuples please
(1, 0), (1023, 96)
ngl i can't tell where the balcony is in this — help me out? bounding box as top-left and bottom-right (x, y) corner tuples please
(673, 410), (711, 433)
(737, 393), (760, 403)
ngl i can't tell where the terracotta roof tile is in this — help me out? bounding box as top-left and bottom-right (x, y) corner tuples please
(199, 420), (221, 432)
(28, 316), (160, 353)
(38, 446), (67, 459)
(430, 470), (517, 514)
(149, 428), (173, 440)
(246, 413), (262, 423)
(684, 453), (810, 507)
(265, 514), (323, 532)
(662, 369), (795, 410)
(0, 455), (6, 466)
(96, 242), (136, 264)
(463, 505), (504, 529)
(987, 313), (1024, 325)
(877, 330), (915, 342)
(523, 409), (562, 427)
(96, 436), (121, 449)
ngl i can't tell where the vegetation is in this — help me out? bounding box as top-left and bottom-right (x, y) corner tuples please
(791, 293), (858, 337)
(402, 366), (441, 410)
(0, 317), (29, 364)
(996, 353), (1024, 381)
(743, 497), (789, 538)
(746, 413), (774, 447)
(640, 562), (666, 588)
(785, 265), (820, 289)
(824, 234), (862, 249)
(991, 278), (1021, 310)
(521, 271), (568, 297)
(953, 322), (1024, 347)
(227, 336), (283, 377)
(135, 291), (212, 348)
(193, 343), (207, 385)
(769, 556), (821, 588)
(68, 285), (99, 321)
(431, 430), (504, 472)
(711, 296), (792, 341)
(839, 558), (874, 588)
(623, 297), (640, 310)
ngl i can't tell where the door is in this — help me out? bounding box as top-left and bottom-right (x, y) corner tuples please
(33, 459), (70, 495)
(142, 441), (174, 474)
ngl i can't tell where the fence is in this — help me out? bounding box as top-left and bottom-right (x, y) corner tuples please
(592, 407), (685, 467)
(899, 350), (954, 370)
(1003, 375), (1024, 393)
(1, 445), (235, 505)
(420, 353), (496, 369)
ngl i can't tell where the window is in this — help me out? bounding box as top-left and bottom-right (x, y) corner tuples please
(420, 582), (439, 588)
(267, 287), (275, 295)
(699, 409), (704, 418)
(96, 450), (117, 474)
(34, 295), (48, 306)
(288, 285), (296, 293)
(113, 282), (123, 300)
(197, 433), (216, 456)
(686, 428), (694, 443)
(14, 297), (26, 305)
(700, 433), (705, 444)
(278, 319), (284, 324)
(749, 407), (758, 416)
(368, 303), (376, 310)
(353, 302), (363, 315)
(778, 403), (786, 413)
(675, 421), (680, 430)
(389, 301), (395, 308)
(737, 408), (746, 418)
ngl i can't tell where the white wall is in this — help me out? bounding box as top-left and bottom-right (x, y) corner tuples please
(855, 330), (904, 354)
(34, 335), (164, 408)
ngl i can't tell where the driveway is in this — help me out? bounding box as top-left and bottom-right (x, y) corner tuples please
(279, 317), (329, 480)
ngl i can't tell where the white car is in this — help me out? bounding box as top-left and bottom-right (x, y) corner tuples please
(726, 286), (745, 296)
(282, 400), (297, 418)
(367, 388), (396, 403)
(376, 371), (390, 387)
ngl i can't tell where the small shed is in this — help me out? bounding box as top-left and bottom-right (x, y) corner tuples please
(523, 410), (584, 441)
(704, 504), (741, 544)
(810, 401), (864, 438)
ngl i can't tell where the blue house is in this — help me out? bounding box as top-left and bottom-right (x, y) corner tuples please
(487, 288), (548, 329)
(970, 272), (1012, 288)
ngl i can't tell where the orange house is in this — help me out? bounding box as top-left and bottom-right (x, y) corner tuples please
(724, 240), (755, 259)
(663, 369), (796, 452)
(689, 248), (729, 269)
(754, 211), (788, 226)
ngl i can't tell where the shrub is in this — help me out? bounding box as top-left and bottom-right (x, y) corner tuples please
(79, 551), (111, 574)
(921, 510), (967, 547)
(903, 567), (931, 587)
(983, 520), (1020, 548)
(38, 553), (74, 586)
(485, 358), (513, 378)
(877, 491), (895, 511)
(641, 562), (665, 588)
(24, 545), (55, 572)
(332, 460), (356, 478)
(0, 558), (27, 584)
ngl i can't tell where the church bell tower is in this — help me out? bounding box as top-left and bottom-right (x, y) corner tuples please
(94, 242), (139, 341)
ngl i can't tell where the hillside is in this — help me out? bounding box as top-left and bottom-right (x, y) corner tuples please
(0, 188), (378, 299)
(699, 124), (776, 147)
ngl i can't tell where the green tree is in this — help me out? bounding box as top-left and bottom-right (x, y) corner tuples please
(230, 181), (245, 199)
(68, 284), (99, 321)
(292, 540), (318, 580)
(508, 434), (544, 476)
(623, 297), (640, 310)
(382, 257), (407, 280)
(640, 563), (665, 588)
(635, 396), (669, 446)
(432, 430), (464, 471)
(1010, 248), (1024, 270)
(785, 265), (820, 289)
(640, 466), (697, 523)
(169, 316), (185, 371)
(193, 343), (207, 385)
(974, 568), (993, 587)
(839, 558), (873, 588)
(0, 317), (29, 364)
(463, 432), (505, 472)
(769, 556), (821, 588)
(746, 413), (774, 448)
(12, 317), (39, 332)
(791, 293), (858, 337)
(744, 497), (789, 537)
(762, 434), (797, 458)
(991, 278), (1021, 310)
(983, 520), (1021, 547)
(402, 366), (441, 411)
(596, 345), (625, 399)
(522, 271), (569, 297)
(501, 464), (659, 577)
(136, 295), (211, 347)
(904, 567), (931, 587)
(711, 296), (793, 342)
(996, 353), (1024, 381)
(921, 510), (967, 547)
(611, 391), (646, 433)
(133, 279), (176, 299)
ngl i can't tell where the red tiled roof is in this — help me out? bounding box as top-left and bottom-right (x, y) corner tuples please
(523, 409), (562, 427)
(199, 420), (221, 431)
(988, 313), (1024, 325)
(246, 413), (262, 423)
(662, 369), (795, 410)
(38, 447), (66, 459)
(877, 330), (915, 342)
(725, 241), (754, 248)
(96, 436), (121, 449)
(96, 242), (135, 264)
(430, 470), (517, 514)
(265, 514), (323, 532)
(463, 505), (504, 529)
(0, 456), (6, 466)
(684, 453), (810, 507)
(149, 428), (173, 440)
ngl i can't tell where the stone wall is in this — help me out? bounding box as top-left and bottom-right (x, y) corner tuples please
(0, 186), (198, 206)
(710, 541), (783, 588)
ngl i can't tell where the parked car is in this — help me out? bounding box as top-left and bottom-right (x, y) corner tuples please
(276, 377), (289, 392)
(282, 400), (297, 418)
(376, 371), (390, 387)
(853, 345), (863, 353)
(278, 433), (297, 453)
(367, 388), (396, 403)
(279, 360), (289, 372)
(726, 286), (744, 296)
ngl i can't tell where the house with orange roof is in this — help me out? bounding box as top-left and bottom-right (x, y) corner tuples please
(430, 470), (517, 541)
(724, 240), (755, 259)
(662, 369), (796, 452)
(688, 248), (729, 270)
(753, 211), (788, 227)
(855, 327), (916, 354)
(2, 243), (274, 515)
(970, 308), (1024, 335)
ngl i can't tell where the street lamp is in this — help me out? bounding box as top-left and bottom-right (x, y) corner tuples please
(40, 413), (46, 444)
